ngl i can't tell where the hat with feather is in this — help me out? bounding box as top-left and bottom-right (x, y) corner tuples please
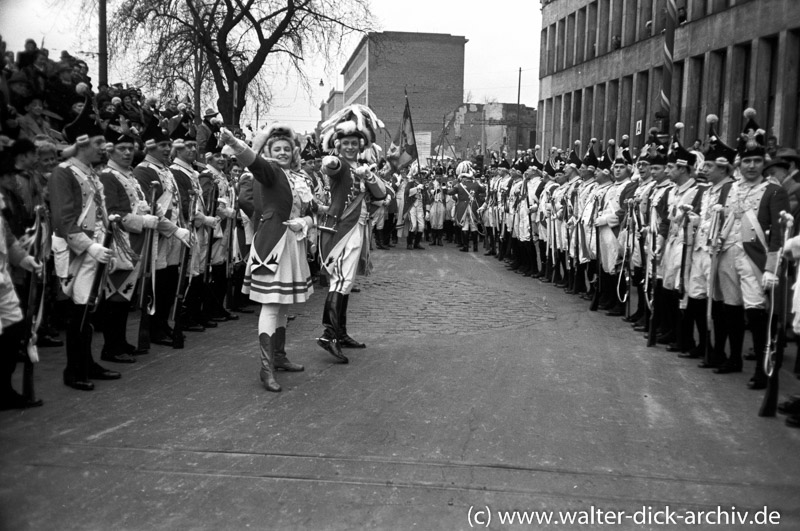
(704, 114), (736, 167)
(582, 138), (599, 170)
(63, 96), (104, 146)
(320, 104), (384, 150)
(737, 107), (766, 158)
(667, 122), (696, 167)
(567, 140), (583, 169)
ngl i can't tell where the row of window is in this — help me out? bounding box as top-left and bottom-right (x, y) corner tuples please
(540, 0), (752, 78)
(538, 30), (800, 153)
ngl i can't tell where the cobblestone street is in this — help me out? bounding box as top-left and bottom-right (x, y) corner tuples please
(2, 243), (800, 530)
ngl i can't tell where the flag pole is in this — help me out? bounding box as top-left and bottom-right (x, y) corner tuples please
(404, 88), (422, 171)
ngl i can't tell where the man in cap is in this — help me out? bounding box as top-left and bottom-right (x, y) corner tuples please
(450, 161), (484, 252)
(199, 141), (238, 322)
(594, 140), (638, 314)
(713, 109), (790, 391)
(315, 105), (387, 362)
(683, 114), (736, 366)
(196, 108), (220, 157)
(170, 122), (217, 331)
(133, 118), (192, 346)
(99, 128), (160, 362)
(404, 170), (428, 250)
(574, 140), (600, 295)
(50, 98), (121, 390)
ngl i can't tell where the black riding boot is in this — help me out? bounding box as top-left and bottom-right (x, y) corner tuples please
(339, 294), (366, 348)
(746, 308), (769, 389)
(318, 292), (348, 363)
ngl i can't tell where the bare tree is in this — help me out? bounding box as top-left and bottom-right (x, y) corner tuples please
(109, 0), (374, 125)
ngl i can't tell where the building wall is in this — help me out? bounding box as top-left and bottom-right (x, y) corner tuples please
(439, 103), (537, 161)
(337, 32), (467, 154)
(538, 0), (800, 153)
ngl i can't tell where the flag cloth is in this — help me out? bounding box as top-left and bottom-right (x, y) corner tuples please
(387, 98), (417, 171)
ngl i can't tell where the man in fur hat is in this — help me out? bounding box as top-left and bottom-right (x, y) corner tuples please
(315, 105), (387, 363)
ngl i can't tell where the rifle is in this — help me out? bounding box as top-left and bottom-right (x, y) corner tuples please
(617, 200), (635, 319)
(677, 207), (691, 299)
(22, 205), (48, 403)
(136, 182), (159, 352)
(202, 179), (220, 315)
(759, 211), (794, 417)
(225, 195), (237, 311)
(704, 206), (723, 366)
(171, 191), (197, 350)
(590, 195), (602, 312)
(81, 214), (121, 332)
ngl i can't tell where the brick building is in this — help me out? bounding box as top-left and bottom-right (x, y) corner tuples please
(436, 103), (538, 162)
(326, 31), (467, 159)
(537, 0), (800, 152)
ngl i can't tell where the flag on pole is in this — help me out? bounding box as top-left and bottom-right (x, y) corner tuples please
(387, 94), (418, 171)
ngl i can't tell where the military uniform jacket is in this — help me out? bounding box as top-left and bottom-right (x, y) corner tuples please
(720, 178), (789, 273)
(99, 161), (149, 267)
(50, 158), (107, 256)
(320, 157), (386, 262)
(693, 178), (733, 252)
(449, 180), (484, 223)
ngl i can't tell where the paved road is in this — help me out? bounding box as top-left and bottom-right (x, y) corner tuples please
(2, 242), (800, 530)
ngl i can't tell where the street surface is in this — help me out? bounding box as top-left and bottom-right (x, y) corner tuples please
(2, 244), (800, 530)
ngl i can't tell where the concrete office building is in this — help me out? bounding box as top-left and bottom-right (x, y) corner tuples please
(537, 0), (800, 152)
(328, 31), (467, 158)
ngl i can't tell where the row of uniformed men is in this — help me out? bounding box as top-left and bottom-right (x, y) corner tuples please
(482, 109), (796, 397)
(5, 102), (255, 397)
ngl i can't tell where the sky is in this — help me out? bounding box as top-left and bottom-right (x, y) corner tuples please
(0, 0), (542, 133)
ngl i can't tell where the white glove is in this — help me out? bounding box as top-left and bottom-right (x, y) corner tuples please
(20, 255), (43, 276)
(155, 203), (166, 217)
(142, 214), (159, 229)
(322, 155), (339, 170)
(425, 211), (430, 222)
(221, 206), (236, 219)
(283, 218), (305, 233)
(204, 216), (220, 229)
(762, 271), (779, 290)
(87, 243), (112, 264)
(175, 227), (191, 246)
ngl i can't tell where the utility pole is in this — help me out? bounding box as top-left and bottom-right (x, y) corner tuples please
(515, 67), (522, 153)
(98, 0), (108, 86)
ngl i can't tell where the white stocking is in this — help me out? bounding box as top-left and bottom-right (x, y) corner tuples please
(258, 304), (281, 336)
(277, 305), (289, 328)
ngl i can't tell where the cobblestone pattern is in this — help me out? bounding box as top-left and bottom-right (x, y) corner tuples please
(289, 251), (556, 338)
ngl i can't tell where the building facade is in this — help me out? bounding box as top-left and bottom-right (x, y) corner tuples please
(333, 31), (467, 159)
(538, 0), (800, 153)
(436, 103), (537, 162)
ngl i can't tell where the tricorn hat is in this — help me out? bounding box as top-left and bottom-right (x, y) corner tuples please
(62, 96), (104, 145)
(737, 108), (766, 158)
(704, 114), (736, 166)
(667, 122), (696, 167)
